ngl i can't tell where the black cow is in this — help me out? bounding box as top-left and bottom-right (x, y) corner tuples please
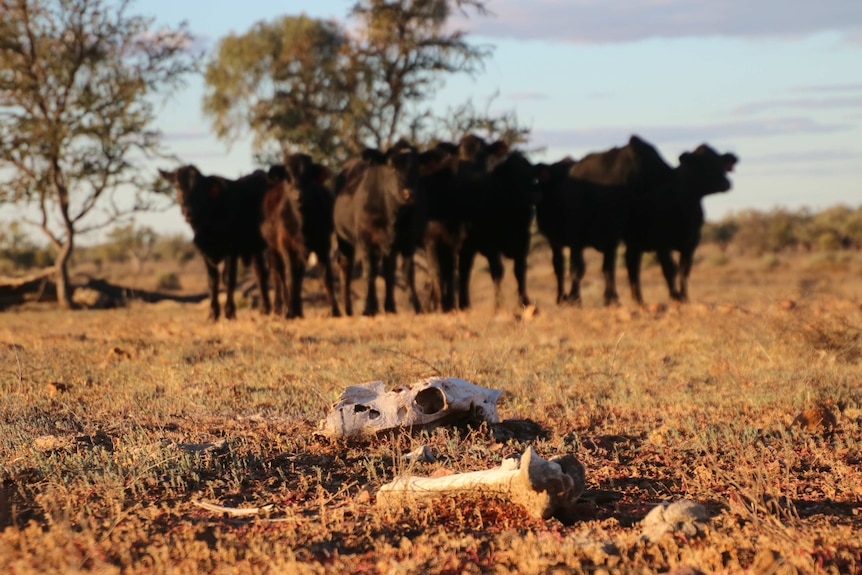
(534, 157), (578, 304)
(263, 154), (341, 318)
(411, 139), (480, 312)
(333, 145), (422, 316)
(623, 144), (738, 304)
(457, 142), (538, 311)
(535, 136), (675, 306)
(158, 165), (271, 321)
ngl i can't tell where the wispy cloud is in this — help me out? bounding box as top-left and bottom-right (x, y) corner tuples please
(532, 117), (852, 151)
(732, 96), (862, 116)
(747, 150), (862, 165)
(508, 91), (549, 101)
(789, 83), (862, 94)
(460, 0), (862, 44)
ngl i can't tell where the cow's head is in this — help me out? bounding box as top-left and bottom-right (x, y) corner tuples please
(458, 133), (488, 164)
(434, 141), (459, 159)
(268, 164), (290, 183)
(490, 151), (539, 206)
(387, 148), (420, 204)
(679, 144), (739, 196)
(285, 153), (314, 184)
(158, 164), (213, 206)
(361, 147), (387, 166)
(535, 157), (576, 195)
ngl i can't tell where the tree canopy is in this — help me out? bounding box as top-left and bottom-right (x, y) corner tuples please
(202, 0), (524, 166)
(0, 0), (200, 307)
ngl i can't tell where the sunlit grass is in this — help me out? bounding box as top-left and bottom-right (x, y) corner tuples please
(1, 246), (861, 573)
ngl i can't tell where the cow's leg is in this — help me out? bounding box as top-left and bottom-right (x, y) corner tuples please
(287, 251), (305, 319)
(382, 252), (398, 314)
(363, 248), (380, 316)
(569, 248), (585, 306)
(513, 252), (531, 308)
(402, 252), (421, 314)
(625, 248), (645, 306)
(487, 253), (505, 311)
(252, 251), (271, 315)
(223, 256), (238, 319)
(317, 249), (342, 318)
(601, 246), (620, 307)
(657, 250), (682, 301)
(678, 248), (694, 303)
(551, 244), (566, 304)
(336, 242), (355, 317)
(205, 260), (221, 321)
(267, 250), (285, 316)
(458, 248), (477, 310)
(439, 243), (457, 313)
(423, 240), (442, 312)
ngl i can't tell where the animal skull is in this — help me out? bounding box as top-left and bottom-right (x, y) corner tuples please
(318, 377), (503, 439)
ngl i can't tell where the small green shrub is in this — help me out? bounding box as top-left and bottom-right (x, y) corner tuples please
(709, 254), (730, 267)
(760, 254), (781, 270)
(156, 272), (182, 291)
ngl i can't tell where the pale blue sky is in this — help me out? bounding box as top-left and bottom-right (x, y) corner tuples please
(5, 0), (862, 239)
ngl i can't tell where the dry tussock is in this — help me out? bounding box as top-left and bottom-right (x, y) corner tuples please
(1, 248), (861, 573)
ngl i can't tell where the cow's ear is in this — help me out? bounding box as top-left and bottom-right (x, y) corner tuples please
(158, 168), (176, 184)
(679, 151), (694, 165)
(722, 153), (738, 172)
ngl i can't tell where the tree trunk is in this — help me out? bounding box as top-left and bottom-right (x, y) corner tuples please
(54, 236), (75, 310)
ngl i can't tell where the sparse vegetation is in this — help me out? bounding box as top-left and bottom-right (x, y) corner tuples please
(702, 204), (862, 255)
(155, 272), (182, 291)
(1, 243), (860, 574)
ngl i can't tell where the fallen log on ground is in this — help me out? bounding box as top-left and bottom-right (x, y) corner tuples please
(0, 272), (207, 310)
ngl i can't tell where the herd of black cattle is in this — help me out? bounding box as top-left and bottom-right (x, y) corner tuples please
(157, 134), (738, 321)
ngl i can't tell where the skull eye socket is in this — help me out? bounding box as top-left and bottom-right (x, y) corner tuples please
(414, 387), (446, 415)
(353, 404), (381, 420)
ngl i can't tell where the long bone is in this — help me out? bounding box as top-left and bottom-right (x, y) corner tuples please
(377, 447), (585, 520)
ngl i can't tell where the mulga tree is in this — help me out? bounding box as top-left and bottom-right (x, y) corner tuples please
(202, 0), (509, 166)
(0, 0), (200, 308)
(348, 0), (492, 149)
(202, 15), (352, 165)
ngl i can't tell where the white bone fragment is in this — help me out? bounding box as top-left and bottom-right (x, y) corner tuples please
(640, 499), (710, 542)
(377, 447), (585, 520)
(192, 500), (274, 516)
(318, 377), (503, 439)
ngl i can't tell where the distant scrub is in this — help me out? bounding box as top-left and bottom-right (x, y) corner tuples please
(702, 204), (862, 255)
(156, 272), (182, 291)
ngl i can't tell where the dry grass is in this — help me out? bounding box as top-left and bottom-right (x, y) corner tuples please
(2, 244), (861, 574)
